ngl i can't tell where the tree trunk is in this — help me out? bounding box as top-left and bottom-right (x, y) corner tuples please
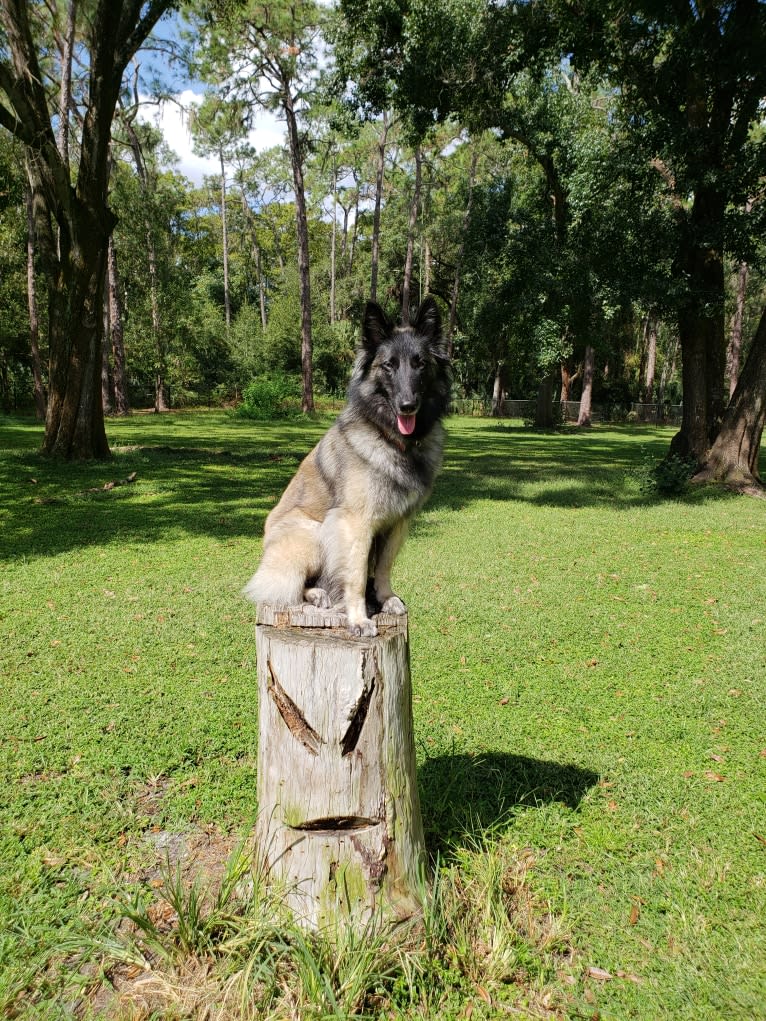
(255, 604), (425, 929)
(283, 85), (313, 413)
(694, 303), (766, 492)
(658, 332), (678, 409)
(401, 146), (421, 326)
(534, 372), (556, 428)
(643, 317), (657, 404)
(256, 242), (267, 331)
(107, 234), (129, 415)
(447, 148), (478, 359)
(727, 259), (748, 398)
(670, 187), (727, 462)
(26, 147), (112, 459)
(24, 174), (47, 420)
(101, 284), (112, 415)
(57, 1), (76, 164)
(370, 112), (388, 304)
(490, 362), (505, 417)
(122, 122), (167, 412)
(220, 150), (231, 331)
(577, 345), (595, 427)
(559, 359), (580, 403)
(330, 149), (337, 324)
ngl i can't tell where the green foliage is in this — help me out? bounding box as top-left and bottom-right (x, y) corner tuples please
(236, 373), (301, 418)
(636, 450), (698, 498)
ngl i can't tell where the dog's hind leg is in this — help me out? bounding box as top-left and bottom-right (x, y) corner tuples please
(304, 586), (331, 608)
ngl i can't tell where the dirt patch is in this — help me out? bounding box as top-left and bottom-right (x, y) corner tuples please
(85, 824), (243, 1019)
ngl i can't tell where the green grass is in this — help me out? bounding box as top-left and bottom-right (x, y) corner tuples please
(1, 411), (765, 1018)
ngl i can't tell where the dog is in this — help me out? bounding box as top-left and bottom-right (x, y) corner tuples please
(243, 296), (450, 636)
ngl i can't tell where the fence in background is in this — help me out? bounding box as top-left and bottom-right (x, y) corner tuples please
(449, 398), (683, 425)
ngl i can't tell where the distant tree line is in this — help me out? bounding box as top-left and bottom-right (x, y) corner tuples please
(0, 0), (764, 488)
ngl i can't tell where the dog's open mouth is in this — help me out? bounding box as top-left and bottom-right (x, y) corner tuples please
(396, 413), (416, 435)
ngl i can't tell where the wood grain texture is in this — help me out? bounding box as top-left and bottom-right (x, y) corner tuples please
(254, 604), (425, 929)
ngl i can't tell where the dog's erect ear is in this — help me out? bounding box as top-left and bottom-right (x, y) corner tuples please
(362, 301), (393, 352)
(412, 296), (441, 342)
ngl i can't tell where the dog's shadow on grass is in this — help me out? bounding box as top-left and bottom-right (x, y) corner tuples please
(418, 751), (598, 856)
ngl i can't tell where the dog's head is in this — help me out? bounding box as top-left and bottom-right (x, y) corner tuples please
(351, 297), (451, 440)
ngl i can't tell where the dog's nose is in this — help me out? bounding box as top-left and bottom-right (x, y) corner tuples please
(398, 400), (418, 414)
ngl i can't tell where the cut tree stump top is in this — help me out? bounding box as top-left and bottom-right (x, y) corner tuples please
(256, 603), (408, 634)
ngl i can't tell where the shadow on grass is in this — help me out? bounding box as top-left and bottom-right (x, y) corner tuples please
(431, 422), (745, 514)
(418, 750), (599, 857)
(0, 416), (747, 563)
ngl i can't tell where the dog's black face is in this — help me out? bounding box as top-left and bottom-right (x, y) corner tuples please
(349, 297), (451, 443)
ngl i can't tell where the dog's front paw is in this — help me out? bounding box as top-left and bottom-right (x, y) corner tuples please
(304, 586), (331, 609)
(381, 595), (407, 615)
(347, 618), (378, 638)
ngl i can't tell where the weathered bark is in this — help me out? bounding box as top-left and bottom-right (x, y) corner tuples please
(401, 146), (421, 325)
(577, 345), (595, 427)
(107, 234), (129, 415)
(727, 260), (749, 398)
(695, 304), (766, 492)
(370, 112), (388, 303)
(27, 143), (112, 458)
(255, 605), (426, 929)
(24, 174), (46, 420)
(283, 83), (313, 412)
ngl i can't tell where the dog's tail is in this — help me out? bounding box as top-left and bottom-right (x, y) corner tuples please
(242, 526), (318, 609)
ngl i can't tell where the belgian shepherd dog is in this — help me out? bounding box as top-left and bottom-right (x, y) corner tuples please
(243, 296), (450, 636)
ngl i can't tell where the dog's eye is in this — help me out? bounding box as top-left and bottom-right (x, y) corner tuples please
(411, 356), (424, 369)
(385, 358), (399, 372)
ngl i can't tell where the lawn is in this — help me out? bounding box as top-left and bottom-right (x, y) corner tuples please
(1, 411), (764, 1019)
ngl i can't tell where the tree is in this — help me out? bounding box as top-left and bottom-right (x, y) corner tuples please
(555, 0), (766, 467)
(0, 0), (176, 457)
(694, 305), (766, 493)
(192, 0), (325, 413)
(190, 93), (249, 331)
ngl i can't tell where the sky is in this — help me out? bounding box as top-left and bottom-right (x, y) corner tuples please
(135, 11), (288, 186)
(139, 90), (287, 185)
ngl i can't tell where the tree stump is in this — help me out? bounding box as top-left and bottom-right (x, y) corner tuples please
(254, 604), (426, 929)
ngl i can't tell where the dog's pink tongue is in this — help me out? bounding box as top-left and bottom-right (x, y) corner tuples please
(397, 413), (416, 435)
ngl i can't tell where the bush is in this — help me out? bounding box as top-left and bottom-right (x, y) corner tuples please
(637, 450), (697, 497)
(236, 373), (301, 420)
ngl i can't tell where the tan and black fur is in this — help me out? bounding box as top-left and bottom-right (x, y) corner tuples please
(243, 297), (450, 636)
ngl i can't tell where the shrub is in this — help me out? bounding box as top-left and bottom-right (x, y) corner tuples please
(235, 373), (301, 419)
(637, 450), (697, 496)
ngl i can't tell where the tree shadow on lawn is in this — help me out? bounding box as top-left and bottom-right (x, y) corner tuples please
(0, 421), (745, 563)
(431, 422), (746, 514)
(418, 750), (599, 858)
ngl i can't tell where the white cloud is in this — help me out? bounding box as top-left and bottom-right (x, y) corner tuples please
(138, 89), (286, 185)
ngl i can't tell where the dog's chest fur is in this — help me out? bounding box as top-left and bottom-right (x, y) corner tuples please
(316, 417), (444, 529)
